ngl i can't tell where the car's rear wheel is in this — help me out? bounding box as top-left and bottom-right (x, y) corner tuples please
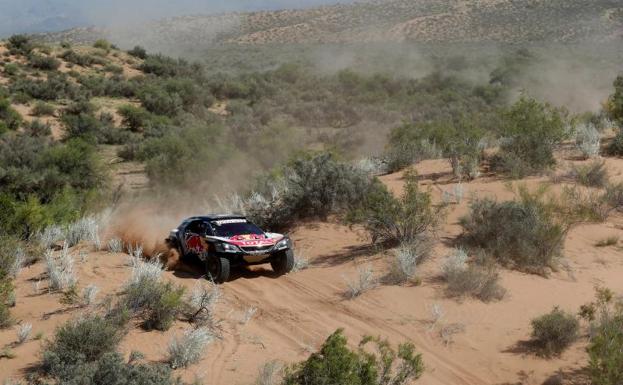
(271, 249), (294, 275)
(205, 255), (230, 283)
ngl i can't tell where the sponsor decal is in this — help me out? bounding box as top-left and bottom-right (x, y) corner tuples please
(186, 235), (206, 252)
(213, 218), (247, 225)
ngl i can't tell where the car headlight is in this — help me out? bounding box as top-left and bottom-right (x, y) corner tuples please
(275, 238), (289, 250)
(216, 243), (240, 253)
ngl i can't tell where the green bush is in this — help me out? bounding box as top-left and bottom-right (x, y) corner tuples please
(77, 74), (137, 98)
(442, 249), (505, 302)
(349, 171), (442, 245)
(32, 101), (55, 116)
(387, 115), (486, 178)
(28, 53), (61, 70)
(118, 104), (152, 132)
(104, 63), (123, 74)
(42, 314), (125, 378)
(128, 45), (147, 59)
(460, 186), (566, 275)
(7, 34), (32, 54)
(139, 123), (229, 187)
(140, 54), (185, 77)
(284, 329), (424, 385)
(580, 288), (623, 385)
(93, 39), (111, 51)
(608, 75), (623, 126)
(25, 119), (52, 137)
(570, 160), (608, 188)
(0, 98), (22, 130)
(10, 73), (82, 100)
(59, 50), (103, 67)
(249, 152), (374, 230)
(42, 314), (175, 384)
(0, 237), (17, 328)
(2, 63), (19, 76)
(605, 129), (623, 156)
(71, 352), (175, 385)
(530, 307), (579, 357)
(124, 278), (185, 331)
(492, 97), (567, 177)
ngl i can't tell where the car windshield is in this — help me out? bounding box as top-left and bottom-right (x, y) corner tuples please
(210, 220), (264, 237)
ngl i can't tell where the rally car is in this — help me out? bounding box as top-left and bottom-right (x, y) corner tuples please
(165, 215), (294, 283)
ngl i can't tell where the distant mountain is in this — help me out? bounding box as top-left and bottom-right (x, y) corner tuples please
(35, 0), (623, 50)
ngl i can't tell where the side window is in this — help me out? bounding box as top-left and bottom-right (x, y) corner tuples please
(188, 220), (211, 236)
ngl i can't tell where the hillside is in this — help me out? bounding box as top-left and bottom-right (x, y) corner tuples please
(36, 0), (623, 50)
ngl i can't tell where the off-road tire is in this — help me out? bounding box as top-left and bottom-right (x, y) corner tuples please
(205, 255), (230, 283)
(271, 249), (294, 275)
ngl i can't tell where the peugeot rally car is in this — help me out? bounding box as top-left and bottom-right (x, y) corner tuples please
(165, 215), (294, 283)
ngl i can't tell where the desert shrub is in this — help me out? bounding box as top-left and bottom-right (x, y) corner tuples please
(118, 104), (152, 132)
(608, 74), (623, 126)
(349, 171), (442, 245)
(25, 119), (52, 137)
(28, 53), (61, 70)
(570, 160), (608, 188)
(0, 98), (22, 130)
(42, 314), (125, 378)
(460, 187), (566, 275)
(107, 237), (123, 253)
(3, 63), (19, 76)
(343, 265), (377, 299)
(16, 322), (32, 344)
(64, 216), (101, 248)
(530, 307), (579, 357)
(137, 77), (212, 115)
(128, 45), (147, 59)
(442, 248), (505, 302)
(575, 122), (601, 159)
(384, 140), (441, 174)
(0, 237), (17, 329)
(10, 73), (82, 100)
(0, 135), (106, 237)
(605, 129), (623, 156)
(492, 97), (567, 177)
(137, 82), (183, 115)
(138, 123), (229, 187)
(69, 352), (175, 385)
(140, 54), (184, 77)
(32, 101), (55, 116)
(386, 241), (430, 285)
(248, 152), (374, 230)
(104, 63), (123, 74)
(93, 39), (111, 51)
(7, 34), (32, 54)
(59, 50), (102, 67)
(167, 327), (213, 368)
(580, 288), (623, 385)
(124, 257), (184, 331)
(388, 115), (485, 178)
(283, 328), (424, 385)
(45, 245), (77, 291)
(603, 182), (623, 213)
(77, 74), (137, 98)
(185, 282), (221, 329)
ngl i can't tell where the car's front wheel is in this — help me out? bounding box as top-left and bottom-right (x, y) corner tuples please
(271, 249), (294, 275)
(205, 255), (230, 283)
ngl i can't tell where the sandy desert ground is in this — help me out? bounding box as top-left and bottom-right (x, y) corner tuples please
(2, 154), (623, 385)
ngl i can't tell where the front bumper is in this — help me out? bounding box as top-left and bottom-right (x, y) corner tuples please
(215, 248), (289, 266)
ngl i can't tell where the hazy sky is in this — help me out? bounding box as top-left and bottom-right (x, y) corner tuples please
(0, 0), (353, 36)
